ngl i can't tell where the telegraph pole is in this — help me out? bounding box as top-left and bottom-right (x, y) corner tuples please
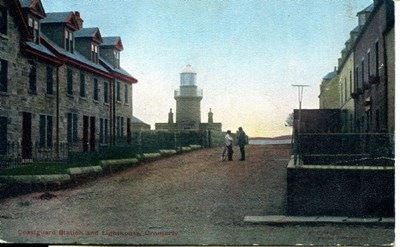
(292, 84), (309, 165)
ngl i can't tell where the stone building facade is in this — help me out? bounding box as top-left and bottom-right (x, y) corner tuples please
(317, 0), (394, 135)
(353, 0), (394, 133)
(0, 0), (137, 160)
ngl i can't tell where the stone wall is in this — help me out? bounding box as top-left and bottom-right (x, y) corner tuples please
(287, 161), (394, 217)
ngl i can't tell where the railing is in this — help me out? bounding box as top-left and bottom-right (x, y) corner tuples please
(0, 130), (211, 169)
(292, 133), (394, 166)
(0, 142), (70, 169)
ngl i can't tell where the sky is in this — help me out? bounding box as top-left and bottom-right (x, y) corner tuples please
(41, 0), (374, 137)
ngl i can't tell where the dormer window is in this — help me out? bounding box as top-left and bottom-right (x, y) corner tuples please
(65, 29), (74, 52)
(91, 44), (99, 63)
(114, 50), (120, 68)
(28, 16), (40, 44)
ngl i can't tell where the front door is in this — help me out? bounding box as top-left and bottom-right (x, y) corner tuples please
(22, 112), (32, 160)
(83, 115), (89, 152)
(90, 116), (95, 152)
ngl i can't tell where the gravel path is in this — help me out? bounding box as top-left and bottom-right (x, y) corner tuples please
(0, 144), (394, 245)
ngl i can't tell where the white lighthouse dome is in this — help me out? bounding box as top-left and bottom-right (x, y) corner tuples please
(182, 64), (196, 74)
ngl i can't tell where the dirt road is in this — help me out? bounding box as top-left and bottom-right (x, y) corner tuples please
(0, 145), (394, 245)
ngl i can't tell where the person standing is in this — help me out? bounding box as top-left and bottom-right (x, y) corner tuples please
(225, 130), (234, 161)
(237, 127), (246, 161)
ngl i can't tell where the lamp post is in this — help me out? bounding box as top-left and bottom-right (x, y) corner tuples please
(292, 84), (309, 165)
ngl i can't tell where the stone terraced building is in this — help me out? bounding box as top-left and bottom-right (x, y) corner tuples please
(0, 0), (137, 161)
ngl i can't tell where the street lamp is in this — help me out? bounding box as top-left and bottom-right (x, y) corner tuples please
(292, 84), (309, 165)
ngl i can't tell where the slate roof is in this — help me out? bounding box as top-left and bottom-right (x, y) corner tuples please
(323, 71), (337, 80)
(99, 57), (135, 79)
(19, 0), (33, 8)
(357, 4), (374, 15)
(75, 27), (99, 38)
(101, 37), (119, 46)
(24, 41), (58, 58)
(42, 33), (109, 74)
(132, 116), (148, 124)
(41, 12), (71, 24)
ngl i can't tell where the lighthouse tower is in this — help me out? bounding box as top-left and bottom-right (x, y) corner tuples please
(174, 65), (203, 130)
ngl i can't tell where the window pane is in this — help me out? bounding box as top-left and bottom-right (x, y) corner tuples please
(0, 59), (7, 92)
(73, 114), (78, 142)
(47, 66), (53, 94)
(67, 113), (72, 143)
(0, 6), (7, 35)
(29, 63), (36, 93)
(104, 81), (108, 103)
(67, 69), (73, 95)
(93, 78), (98, 100)
(0, 116), (7, 155)
(47, 116), (53, 148)
(39, 115), (46, 147)
(80, 73), (85, 97)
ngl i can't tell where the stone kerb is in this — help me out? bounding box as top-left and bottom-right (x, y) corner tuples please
(67, 166), (103, 177)
(159, 150), (177, 156)
(0, 174), (71, 184)
(140, 153), (162, 161)
(189, 145), (202, 150)
(100, 158), (139, 172)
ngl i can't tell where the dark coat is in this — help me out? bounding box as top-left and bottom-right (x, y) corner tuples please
(237, 130), (246, 146)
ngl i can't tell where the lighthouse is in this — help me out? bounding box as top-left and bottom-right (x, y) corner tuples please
(174, 65), (203, 130)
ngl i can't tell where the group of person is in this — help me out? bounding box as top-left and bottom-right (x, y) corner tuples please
(224, 127), (246, 161)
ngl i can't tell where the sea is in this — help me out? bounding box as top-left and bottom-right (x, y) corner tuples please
(248, 139), (292, 145)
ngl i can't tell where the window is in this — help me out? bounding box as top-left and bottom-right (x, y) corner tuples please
(361, 60), (365, 84)
(29, 62), (37, 93)
(114, 50), (120, 68)
(116, 116), (124, 137)
(104, 81), (109, 103)
(116, 81), (121, 101)
(0, 116), (7, 155)
(67, 68), (73, 95)
(91, 44), (99, 63)
(344, 77), (347, 101)
(67, 113), (78, 143)
(80, 73), (85, 97)
(65, 29), (74, 52)
(0, 6), (7, 35)
(39, 115), (52, 148)
(93, 78), (98, 101)
(367, 51), (371, 78)
(28, 16), (39, 44)
(0, 59), (7, 92)
(375, 41), (379, 77)
(349, 71), (353, 93)
(46, 66), (53, 94)
(355, 67), (359, 89)
(124, 84), (128, 103)
(100, 118), (108, 144)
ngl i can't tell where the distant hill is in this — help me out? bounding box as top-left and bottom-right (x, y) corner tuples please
(249, 135), (292, 141)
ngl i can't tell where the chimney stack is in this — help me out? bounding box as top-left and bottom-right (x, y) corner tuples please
(74, 11), (84, 29)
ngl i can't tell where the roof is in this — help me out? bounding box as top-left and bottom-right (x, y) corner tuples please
(75, 27), (103, 43)
(323, 71), (337, 80)
(41, 33), (110, 75)
(75, 27), (96, 37)
(24, 41), (57, 58)
(19, 0), (46, 19)
(41, 12), (71, 23)
(99, 57), (138, 84)
(19, 0), (34, 8)
(100, 37), (124, 51)
(132, 116), (148, 124)
(182, 64), (195, 74)
(357, 3), (374, 15)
